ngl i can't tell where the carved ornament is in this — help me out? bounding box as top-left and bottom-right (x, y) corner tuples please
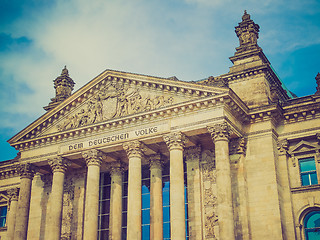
(235, 10), (260, 52)
(48, 156), (71, 173)
(16, 163), (38, 179)
(163, 132), (188, 151)
(82, 149), (103, 166)
(230, 137), (247, 155)
(207, 122), (232, 142)
(277, 139), (289, 155)
(7, 188), (19, 209)
(185, 145), (201, 162)
(148, 154), (165, 170)
(123, 140), (146, 158)
(107, 161), (127, 176)
(57, 81), (174, 131)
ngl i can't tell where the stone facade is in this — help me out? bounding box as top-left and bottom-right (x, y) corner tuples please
(1, 11), (320, 240)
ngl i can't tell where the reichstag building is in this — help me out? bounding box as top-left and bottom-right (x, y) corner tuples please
(1, 11), (320, 240)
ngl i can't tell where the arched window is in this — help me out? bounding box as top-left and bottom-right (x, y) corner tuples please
(304, 211), (320, 240)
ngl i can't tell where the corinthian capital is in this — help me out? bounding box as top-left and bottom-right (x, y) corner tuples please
(108, 161), (127, 177)
(16, 163), (38, 179)
(185, 145), (201, 162)
(82, 149), (102, 166)
(148, 154), (165, 170)
(123, 140), (146, 158)
(207, 122), (232, 142)
(48, 156), (71, 173)
(163, 132), (188, 151)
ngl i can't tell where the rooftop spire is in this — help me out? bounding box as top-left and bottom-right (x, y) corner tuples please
(234, 10), (260, 53)
(43, 66), (75, 111)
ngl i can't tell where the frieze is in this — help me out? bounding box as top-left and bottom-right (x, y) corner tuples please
(57, 81), (174, 131)
(60, 123), (168, 154)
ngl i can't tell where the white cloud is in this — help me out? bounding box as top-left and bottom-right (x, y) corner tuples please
(1, 0), (320, 132)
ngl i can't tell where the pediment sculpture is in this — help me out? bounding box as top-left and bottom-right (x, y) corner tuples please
(57, 81), (174, 131)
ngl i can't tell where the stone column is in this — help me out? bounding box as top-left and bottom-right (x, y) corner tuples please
(6, 188), (19, 240)
(123, 140), (145, 240)
(277, 139), (296, 239)
(108, 162), (125, 240)
(185, 146), (203, 239)
(163, 132), (188, 240)
(82, 149), (102, 240)
(207, 122), (235, 240)
(48, 157), (70, 240)
(149, 154), (164, 240)
(14, 163), (37, 240)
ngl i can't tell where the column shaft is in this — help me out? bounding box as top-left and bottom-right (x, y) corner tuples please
(170, 148), (186, 240)
(123, 140), (145, 240)
(49, 171), (66, 240)
(164, 132), (188, 240)
(109, 166), (123, 240)
(215, 139), (235, 239)
(82, 150), (102, 240)
(6, 188), (19, 240)
(208, 122), (235, 239)
(127, 155), (142, 239)
(48, 157), (70, 240)
(14, 163), (36, 240)
(150, 155), (163, 240)
(14, 177), (32, 240)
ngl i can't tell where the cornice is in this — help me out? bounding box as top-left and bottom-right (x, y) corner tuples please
(8, 70), (227, 146)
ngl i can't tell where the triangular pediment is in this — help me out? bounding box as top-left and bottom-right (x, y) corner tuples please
(9, 69), (228, 145)
(0, 193), (8, 203)
(290, 140), (320, 155)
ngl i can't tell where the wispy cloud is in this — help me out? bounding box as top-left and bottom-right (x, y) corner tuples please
(0, 0), (320, 160)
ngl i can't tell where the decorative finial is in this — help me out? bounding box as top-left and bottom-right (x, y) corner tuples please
(43, 67), (75, 111)
(235, 11), (260, 52)
(315, 72), (320, 95)
(61, 65), (69, 76)
(242, 10), (250, 21)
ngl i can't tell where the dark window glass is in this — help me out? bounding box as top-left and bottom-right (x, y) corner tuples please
(98, 172), (111, 240)
(0, 206), (7, 228)
(304, 211), (320, 240)
(299, 158), (318, 186)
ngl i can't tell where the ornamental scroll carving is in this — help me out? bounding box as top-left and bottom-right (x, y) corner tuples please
(58, 81), (174, 131)
(82, 149), (103, 166)
(201, 150), (218, 239)
(207, 122), (232, 142)
(123, 140), (146, 158)
(48, 156), (71, 173)
(16, 163), (38, 179)
(163, 132), (188, 151)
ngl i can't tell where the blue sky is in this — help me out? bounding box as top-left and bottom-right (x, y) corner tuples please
(1, 0), (320, 161)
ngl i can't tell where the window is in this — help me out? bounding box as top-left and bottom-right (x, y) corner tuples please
(304, 211), (320, 240)
(299, 157), (318, 186)
(0, 205), (7, 228)
(98, 172), (111, 240)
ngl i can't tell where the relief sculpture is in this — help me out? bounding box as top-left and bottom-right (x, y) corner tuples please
(201, 150), (218, 239)
(58, 81), (173, 131)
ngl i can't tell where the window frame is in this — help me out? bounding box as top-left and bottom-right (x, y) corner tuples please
(298, 155), (319, 187)
(0, 203), (8, 230)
